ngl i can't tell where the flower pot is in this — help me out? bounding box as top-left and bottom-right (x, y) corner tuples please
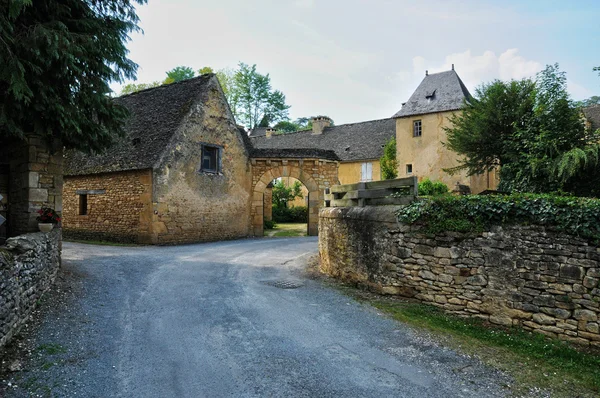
(38, 223), (54, 233)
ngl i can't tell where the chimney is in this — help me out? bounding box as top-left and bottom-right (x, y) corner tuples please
(265, 127), (276, 138)
(311, 116), (331, 135)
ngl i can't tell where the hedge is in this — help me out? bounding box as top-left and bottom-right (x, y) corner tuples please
(396, 193), (600, 241)
(273, 205), (308, 223)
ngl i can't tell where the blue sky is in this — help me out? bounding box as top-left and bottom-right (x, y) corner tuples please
(116, 0), (600, 126)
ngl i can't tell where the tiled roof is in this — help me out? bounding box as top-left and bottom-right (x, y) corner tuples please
(65, 75), (225, 176)
(393, 70), (471, 118)
(583, 104), (600, 131)
(250, 118), (396, 162)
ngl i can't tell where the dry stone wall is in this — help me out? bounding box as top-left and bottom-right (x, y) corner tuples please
(319, 206), (600, 346)
(0, 229), (61, 349)
(63, 170), (152, 243)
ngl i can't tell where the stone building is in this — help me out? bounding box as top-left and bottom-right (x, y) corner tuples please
(63, 74), (253, 244)
(393, 67), (498, 193)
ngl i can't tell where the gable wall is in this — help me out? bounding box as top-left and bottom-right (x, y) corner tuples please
(62, 169), (153, 243)
(150, 78), (252, 244)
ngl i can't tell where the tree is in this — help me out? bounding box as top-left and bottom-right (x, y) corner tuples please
(273, 121), (301, 133)
(229, 63), (290, 129)
(121, 81), (162, 95)
(380, 137), (398, 179)
(165, 66), (195, 83)
(198, 66), (214, 75)
(1, 0), (146, 153)
(272, 179), (303, 208)
(576, 96), (600, 107)
(445, 64), (600, 196)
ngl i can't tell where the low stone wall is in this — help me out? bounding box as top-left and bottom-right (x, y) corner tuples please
(319, 207), (600, 347)
(0, 229), (61, 348)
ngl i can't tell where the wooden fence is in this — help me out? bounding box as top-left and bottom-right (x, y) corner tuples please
(324, 177), (418, 207)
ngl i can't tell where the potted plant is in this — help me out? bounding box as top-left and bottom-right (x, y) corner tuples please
(36, 207), (61, 232)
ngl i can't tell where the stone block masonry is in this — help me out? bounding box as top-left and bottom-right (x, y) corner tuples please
(319, 206), (600, 346)
(0, 229), (61, 349)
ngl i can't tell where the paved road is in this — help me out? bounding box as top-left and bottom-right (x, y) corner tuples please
(2, 238), (510, 397)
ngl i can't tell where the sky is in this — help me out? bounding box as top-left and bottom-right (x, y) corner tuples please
(115, 0), (600, 126)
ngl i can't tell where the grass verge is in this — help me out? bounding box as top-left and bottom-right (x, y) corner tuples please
(264, 223), (307, 237)
(335, 284), (600, 397)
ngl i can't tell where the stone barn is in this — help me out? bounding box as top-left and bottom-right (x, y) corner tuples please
(63, 74), (253, 244)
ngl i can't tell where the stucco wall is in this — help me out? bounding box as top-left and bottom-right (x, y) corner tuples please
(320, 206), (600, 347)
(338, 160), (381, 185)
(151, 77), (252, 244)
(396, 111), (498, 193)
(0, 229), (61, 349)
(63, 170), (153, 243)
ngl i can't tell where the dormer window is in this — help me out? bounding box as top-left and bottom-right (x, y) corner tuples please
(413, 120), (422, 137)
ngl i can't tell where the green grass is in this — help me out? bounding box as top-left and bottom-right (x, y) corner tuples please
(331, 282), (600, 397)
(36, 343), (67, 355)
(264, 222), (307, 237)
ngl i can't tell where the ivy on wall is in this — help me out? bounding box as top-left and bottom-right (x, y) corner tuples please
(396, 193), (600, 241)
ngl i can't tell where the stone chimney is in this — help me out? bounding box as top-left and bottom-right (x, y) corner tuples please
(311, 116), (331, 135)
(265, 127), (276, 138)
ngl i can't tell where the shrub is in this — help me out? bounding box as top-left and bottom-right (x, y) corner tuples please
(418, 178), (449, 196)
(264, 219), (277, 229)
(396, 193), (600, 241)
(272, 205), (308, 223)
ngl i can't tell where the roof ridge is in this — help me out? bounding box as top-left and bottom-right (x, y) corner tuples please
(116, 74), (213, 99)
(249, 117), (393, 139)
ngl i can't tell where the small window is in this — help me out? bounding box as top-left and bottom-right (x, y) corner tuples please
(201, 145), (221, 173)
(361, 162), (373, 182)
(406, 164), (413, 175)
(413, 120), (422, 137)
(78, 194), (88, 216)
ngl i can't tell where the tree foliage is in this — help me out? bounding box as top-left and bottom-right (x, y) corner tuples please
(1, 0), (146, 152)
(380, 137), (398, 179)
(165, 66), (195, 83)
(229, 63), (290, 129)
(418, 178), (449, 196)
(272, 179), (303, 208)
(445, 64), (599, 196)
(576, 96), (600, 107)
(121, 81), (162, 95)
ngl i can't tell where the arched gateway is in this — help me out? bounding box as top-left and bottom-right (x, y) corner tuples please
(250, 154), (339, 236)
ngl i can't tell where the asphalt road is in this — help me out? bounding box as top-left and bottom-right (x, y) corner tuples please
(2, 237), (511, 397)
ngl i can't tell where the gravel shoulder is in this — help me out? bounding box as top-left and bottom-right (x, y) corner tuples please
(1, 237), (514, 397)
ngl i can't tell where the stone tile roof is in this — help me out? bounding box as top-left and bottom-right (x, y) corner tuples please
(65, 74), (219, 176)
(249, 127), (267, 137)
(393, 70), (472, 118)
(250, 118), (396, 162)
(583, 104), (600, 131)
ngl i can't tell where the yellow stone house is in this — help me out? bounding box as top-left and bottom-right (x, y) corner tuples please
(393, 67), (498, 194)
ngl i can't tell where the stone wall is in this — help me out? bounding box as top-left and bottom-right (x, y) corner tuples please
(0, 136), (63, 237)
(63, 170), (153, 243)
(319, 206), (600, 347)
(0, 229), (61, 349)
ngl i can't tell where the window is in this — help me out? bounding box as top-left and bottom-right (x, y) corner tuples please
(201, 145), (221, 173)
(361, 162), (373, 182)
(78, 194), (88, 216)
(413, 120), (422, 137)
(406, 164), (413, 175)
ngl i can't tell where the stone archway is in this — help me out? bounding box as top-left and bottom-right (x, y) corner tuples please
(250, 158), (338, 237)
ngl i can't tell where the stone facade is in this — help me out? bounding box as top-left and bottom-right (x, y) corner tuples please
(0, 229), (61, 349)
(319, 206), (600, 346)
(63, 170), (152, 243)
(0, 136), (63, 238)
(251, 158), (338, 236)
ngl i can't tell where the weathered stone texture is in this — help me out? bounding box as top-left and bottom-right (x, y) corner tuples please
(63, 170), (152, 243)
(0, 229), (61, 348)
(319, 206), (600, 346)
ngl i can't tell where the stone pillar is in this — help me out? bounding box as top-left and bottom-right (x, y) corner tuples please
(5, 136), (63, 236)
(264, 186), (273, 222)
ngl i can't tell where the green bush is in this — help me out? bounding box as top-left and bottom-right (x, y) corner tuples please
(273, 205), (308, 223)
(397, 193), (600, 241)
(264, 218), (277, 229)
(418, 178), (449, 196)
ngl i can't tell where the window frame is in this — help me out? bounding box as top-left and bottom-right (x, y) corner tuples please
(413, 120), (422, 137)
(360, 162), (373, 182)
(78, 194), (88, 216)
(200, 144), (222, 174)
(406, 164), (413, 175)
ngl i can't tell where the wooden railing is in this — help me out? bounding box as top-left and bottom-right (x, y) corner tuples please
(324, 177), (418, 207)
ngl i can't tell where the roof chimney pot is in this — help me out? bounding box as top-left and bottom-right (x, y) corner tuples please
(425, 70), (428, 76)
(452, 64), (455, 70)
(311, 116), (332, 135)
(265, 127), (276, 138)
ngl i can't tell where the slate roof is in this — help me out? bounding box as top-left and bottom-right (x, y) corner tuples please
(393, 70), (472, 118)
(65, 74), (218, 176)
(249, 127), (268, 137)
(250, 118), (395, 162)
(583, 105), (600, 131)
